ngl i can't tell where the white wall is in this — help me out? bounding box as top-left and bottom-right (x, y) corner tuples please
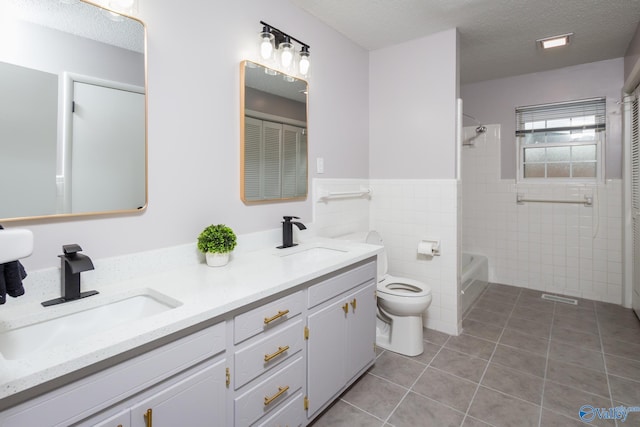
(369, 29), (459, 179)
(461, 125), (624, 305)
(462, 58), (624, 180)
(12, 0), (370, 270)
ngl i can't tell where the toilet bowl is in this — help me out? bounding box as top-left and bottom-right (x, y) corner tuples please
(365, 231), (432, 357)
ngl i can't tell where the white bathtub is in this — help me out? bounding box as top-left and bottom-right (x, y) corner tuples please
(460, 252), (489, 315)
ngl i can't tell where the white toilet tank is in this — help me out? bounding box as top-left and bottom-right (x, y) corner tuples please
(336, 231), (388, 283)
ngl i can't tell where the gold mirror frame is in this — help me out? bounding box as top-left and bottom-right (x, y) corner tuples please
(0, 0), (147, 222)
(240, 60), (309, 203)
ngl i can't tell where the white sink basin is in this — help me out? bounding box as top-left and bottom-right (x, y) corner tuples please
(0, 228), (33, 264)
(0, 292), (181, 360)
(278, 246), (347, 262)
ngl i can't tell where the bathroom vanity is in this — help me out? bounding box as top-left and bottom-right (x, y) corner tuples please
(0, 239), (380, 427)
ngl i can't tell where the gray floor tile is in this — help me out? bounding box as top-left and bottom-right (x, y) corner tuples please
(479, 290), (519, 305)
(369, 351), (426, 388)
(510, 306), (554, 327)
(491, 344), (547, 378)
(422, 327), (451, 346)
(462, 319), (503, 342)
(462, 416), (494, 427)
(506, 316), (552, 339)
(598, 323), (640, 344)
(605, 354), (640, 382)
(473, 298), (514, 315)
(545, 359), (610, 398)
(481, 362), (544, 405)
(551, 326), (601, 352)
(552, 315), (599, 335)
(310, 400), (384, 427)
(342, 373), (407, 421)
(540, 409), (591, 426)
(515, 296), (556, 314)
(413, 367), (478, 412)
(468, 386), (541, 427)
(548, 341), (605, 372)
(388, 391), (465, 427)
(608, 375), (640, 406)
(499, 328), (549, 356)
(542, 381), (612, 425)
(487, 283), (521, 296)
(552, 307), (598, 323)
(444, 334), (496, 360)
(404, 340), (441, 365)
(602, 336), (640, 361)
(430, 348), (488, 382)
(465, 307), (510, 327)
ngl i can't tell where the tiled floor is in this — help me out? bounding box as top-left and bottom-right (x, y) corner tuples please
(310, 283), (640, 427)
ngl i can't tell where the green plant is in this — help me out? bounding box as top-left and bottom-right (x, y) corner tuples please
(197, 224), (237, 254)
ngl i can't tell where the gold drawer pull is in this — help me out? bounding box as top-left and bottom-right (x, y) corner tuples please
(351, 298), (357, 310)
(264, 385), (289, 406)
(144, 408), (153, 427)
(264, 309), (290, 324)
(264, 345), (290, 362)
(342, 303), (349, 313)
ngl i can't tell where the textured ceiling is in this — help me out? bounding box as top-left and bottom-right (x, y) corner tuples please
(4, 0), (144, 53)
(290, 0), (640, 84)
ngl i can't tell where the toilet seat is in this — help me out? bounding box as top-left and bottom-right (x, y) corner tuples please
(378, 275), (431, 298)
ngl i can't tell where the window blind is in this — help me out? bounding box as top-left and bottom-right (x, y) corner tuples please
(515, 97), (606, 136)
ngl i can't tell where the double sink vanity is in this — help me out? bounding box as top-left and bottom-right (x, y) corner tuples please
(0, 238), (381, 427)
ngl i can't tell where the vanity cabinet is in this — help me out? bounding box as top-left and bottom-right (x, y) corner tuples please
(305, 262), (377, 419)
(0, 322), (227, 427)
(0, 257), (378, 427)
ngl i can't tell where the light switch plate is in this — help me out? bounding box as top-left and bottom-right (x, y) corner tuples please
(316, 157), (324, 174)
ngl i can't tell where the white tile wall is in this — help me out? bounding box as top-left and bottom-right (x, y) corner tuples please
(313, 178), (461, 336)
(461, 125), (624, 304)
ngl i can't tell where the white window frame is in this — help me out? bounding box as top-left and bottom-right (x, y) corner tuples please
(516, 98), (606, 183)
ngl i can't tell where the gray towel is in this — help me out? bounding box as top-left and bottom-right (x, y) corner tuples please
(0, 260), (27, 304)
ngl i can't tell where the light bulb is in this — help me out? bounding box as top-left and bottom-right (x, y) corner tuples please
(279, 39), (294, 69)
(298, 47), (310, 76)
(259, 27), (274, 60)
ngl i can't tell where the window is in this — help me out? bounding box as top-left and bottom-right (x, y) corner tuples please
(516, 97), (605, 181)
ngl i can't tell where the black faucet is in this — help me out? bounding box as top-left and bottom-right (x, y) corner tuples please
(42, 244), (99, 307)
(277, 216), (307, 249)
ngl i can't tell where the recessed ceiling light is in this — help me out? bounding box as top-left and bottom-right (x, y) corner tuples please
(537, 33), (573, 49)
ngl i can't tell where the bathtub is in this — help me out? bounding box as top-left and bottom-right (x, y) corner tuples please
(460, 252), (489, 316)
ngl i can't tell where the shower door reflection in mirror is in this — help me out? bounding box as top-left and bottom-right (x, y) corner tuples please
(240, 61), (308, 203)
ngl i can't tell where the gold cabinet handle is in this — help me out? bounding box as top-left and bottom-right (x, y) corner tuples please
(264, 385), (289, 406)
(264, 345), (290, 362)
(226, 367), (231, 387)
(342, 303), (349, 313)
(264, 309), (290, 324)
(144, 408), (153, 427)
(351, 298), (357, 310)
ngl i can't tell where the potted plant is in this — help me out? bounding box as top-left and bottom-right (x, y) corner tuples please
(197, 224), (237, 267)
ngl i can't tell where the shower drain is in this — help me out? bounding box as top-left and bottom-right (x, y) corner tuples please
(541, 294), (578, 305)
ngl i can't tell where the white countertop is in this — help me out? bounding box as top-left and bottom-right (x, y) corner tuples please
(0, 238), (380, 402)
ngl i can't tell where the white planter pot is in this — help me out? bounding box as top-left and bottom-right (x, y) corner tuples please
(206, 252), (230, 267)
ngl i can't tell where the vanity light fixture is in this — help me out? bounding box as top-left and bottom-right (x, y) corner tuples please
(258, 21), (311, 77)
(537, 33), (573, 49)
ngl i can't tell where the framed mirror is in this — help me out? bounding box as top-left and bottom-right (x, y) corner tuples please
(240, 60), (308, 203)
(0, 0), (146, 221)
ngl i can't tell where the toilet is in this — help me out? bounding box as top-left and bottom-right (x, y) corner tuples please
(365, 231), (432, 357)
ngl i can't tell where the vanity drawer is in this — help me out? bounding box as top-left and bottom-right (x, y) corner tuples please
(234, 319), (304, 389)
(234, 291), (303, 344)
(234, 356), (304, 427)
(307, 260), (376, 308)
(254, 391), (304, 427)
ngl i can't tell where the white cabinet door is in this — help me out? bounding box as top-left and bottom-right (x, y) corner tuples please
(92, 410), (130, 427)
(345, 283), (377, 381)
(130, 359), (227, 427)
(306, 299), (347, 417)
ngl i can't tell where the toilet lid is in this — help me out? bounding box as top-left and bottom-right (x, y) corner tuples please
(365, 231), (388, 280)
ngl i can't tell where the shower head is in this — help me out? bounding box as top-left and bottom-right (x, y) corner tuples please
(475, 125), (487, 134)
